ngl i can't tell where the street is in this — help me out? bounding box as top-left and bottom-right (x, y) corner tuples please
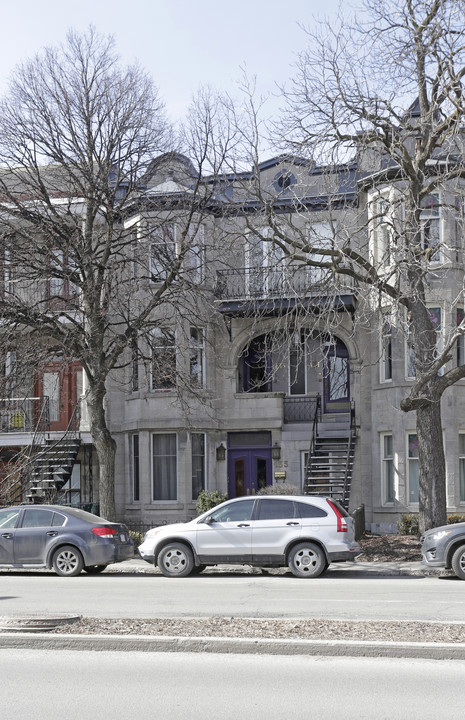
(1, 648), (463, 719)
(1, 567), (464, 622)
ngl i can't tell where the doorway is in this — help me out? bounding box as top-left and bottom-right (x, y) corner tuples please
(323, 338), (350, 413)
(227, 432), (272, 497)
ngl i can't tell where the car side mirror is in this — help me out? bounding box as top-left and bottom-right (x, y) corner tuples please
(202, 516), (215, 524)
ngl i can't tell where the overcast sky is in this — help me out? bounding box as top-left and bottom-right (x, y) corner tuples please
(0, 0), (343, 127)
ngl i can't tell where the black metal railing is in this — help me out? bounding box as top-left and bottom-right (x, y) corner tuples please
(215, 267), (330, 301)
(283, 395), (321, 424)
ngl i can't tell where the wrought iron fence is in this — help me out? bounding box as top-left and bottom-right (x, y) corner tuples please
(283, 395), (321, 424)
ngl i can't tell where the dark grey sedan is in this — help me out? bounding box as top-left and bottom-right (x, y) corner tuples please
(421, 522), (465, 579)
(0, 505), (134, 576)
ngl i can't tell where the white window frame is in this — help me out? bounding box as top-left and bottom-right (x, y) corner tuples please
(305, 222), (334, 284)
(420, 192), (441, 262)
(407, 433), (419, 506)
(150, 327), (176, 391)
(131, 434), (140, 503)
(149, 223), (178, 282)
(187, 224), (205, 283)
(380, 432), (395, 505)
(380, 312), (393, 383)
(246, 227), (286, 297)
(368, 189), (393, 270)
(191, 432), (206, 500)
(189, 326), (206, 387)
(152, 433), (178, 501)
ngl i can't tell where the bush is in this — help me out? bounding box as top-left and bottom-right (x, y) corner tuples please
(447, 514), (465, 525)
(196, 490), (228, 515)
(129, 530), (145, 550)
(397, 513), (420, 536)
(257, 484), (300, 495)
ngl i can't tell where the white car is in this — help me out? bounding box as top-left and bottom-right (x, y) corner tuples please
(138, 495), (360, 578)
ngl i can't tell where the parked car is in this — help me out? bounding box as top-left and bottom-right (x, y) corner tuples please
(138, 495), (360, 578)
(421, 521), (465, 579)
(0, 504), (134, 576)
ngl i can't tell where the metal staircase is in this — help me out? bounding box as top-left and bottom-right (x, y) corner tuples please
(304, 403), (356, 509)
(1, 399), (81, 506)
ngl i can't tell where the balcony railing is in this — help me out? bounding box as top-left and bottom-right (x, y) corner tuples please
(283, 395), (321, 424)
(0, 397), (50, 433)
(215, 266), (328, 301)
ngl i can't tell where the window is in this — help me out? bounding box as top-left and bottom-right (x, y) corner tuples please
(191, 433), (205, 500)
(380, 314), (393, 382)
(257, 498), (297, 520)
(2, 351), (16, 397)
(369, 193), (392, 269)
(0, 507), (20, 528)
(457, 308), (465, 367)
(459, 434), (465, 503)
(187, 224), (205, 283)
(246, 228), (285, 296)
(21, 508), (54, 528)
(152, 434), (177, 501)
(210, 499), (255, 523)
(132, 435), (140, 502)
(131, 338), (139, 392)
(43, 371), (60, 422)
(306, 222), (333, 283)
(407, 434), (419, 504)
(381, 433), (395, 504)
(189, 327), (205, 386)
(295, 501), (328, 518)
(289, 333), (306, 395)
(420, 193), (441, 261)
(49, 249), (65, 297)
(240, 335), (272, 393)
(151, 328), (176, 390)
(150, 223), (177, 282)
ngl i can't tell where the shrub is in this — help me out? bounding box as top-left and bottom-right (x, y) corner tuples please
(196, 490), (228, 515)
(129, 530), (145, 549)
(257, 483), (300, 495)
(397, 513), (420, 536)
(447, 514), (465, 525)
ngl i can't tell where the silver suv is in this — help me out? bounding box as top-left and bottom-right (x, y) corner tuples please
(138, 495), (360, 578)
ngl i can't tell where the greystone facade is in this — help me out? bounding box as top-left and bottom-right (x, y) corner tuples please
(106, 151), (465, 533)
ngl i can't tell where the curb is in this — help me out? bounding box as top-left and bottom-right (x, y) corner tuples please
(2, 632), (465, 659)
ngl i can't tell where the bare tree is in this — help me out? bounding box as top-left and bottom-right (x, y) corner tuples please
(0, 29), (230, 519)
(235, 0), (465, 531)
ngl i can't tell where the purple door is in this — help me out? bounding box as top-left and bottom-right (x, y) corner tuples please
(227, 448), (272, 497)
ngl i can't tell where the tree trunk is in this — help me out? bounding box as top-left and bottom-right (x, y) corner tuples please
(86, 383), (116, 521)
(416, 399), (447, 534)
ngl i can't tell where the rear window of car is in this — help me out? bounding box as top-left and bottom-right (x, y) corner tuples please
(256, 499), (297, 520)
(295, 501), (328, 519)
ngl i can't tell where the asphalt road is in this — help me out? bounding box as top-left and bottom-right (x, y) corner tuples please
(1, 564), (464, 622)
(1, 648), (463, 719)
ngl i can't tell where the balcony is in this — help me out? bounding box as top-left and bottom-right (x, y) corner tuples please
(0, 397), (49, 433)
(283, 395), (321, 424)
(214, 267), (356, 317)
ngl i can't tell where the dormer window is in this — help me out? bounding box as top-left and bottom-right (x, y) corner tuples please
(273, 170), (296, 193)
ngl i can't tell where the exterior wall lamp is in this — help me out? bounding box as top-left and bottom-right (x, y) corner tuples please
(216, 443), (226, 461)
(272, 442), (281, 460)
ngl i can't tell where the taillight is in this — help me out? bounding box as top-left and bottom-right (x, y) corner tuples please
(92, 527), (117, 538)
(326, 499), (348, 532)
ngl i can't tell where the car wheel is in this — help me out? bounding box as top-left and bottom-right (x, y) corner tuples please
(52, 545), (84, 577)
(288, 542), (327, 578)
(451, 545), (465, 580)
(158, 543), (194, 578)
(83, 565), (108, 574)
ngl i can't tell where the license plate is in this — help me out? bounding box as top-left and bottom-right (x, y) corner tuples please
(120, 533), (126, 542)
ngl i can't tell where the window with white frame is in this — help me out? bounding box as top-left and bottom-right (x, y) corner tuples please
(381, 433), (395, 504)
(151, 328), (176, 390)
(132, 434), (140, 502)
(150, 223), (177, 282)
(457, 308), (465, 367)
(370, 194), (392, 268)
(152, 433), (177, 500)
(459, 434), (465, 503)
(131, 337), (139, 392)
(305, 222), (333, 283)
(407, 433), (419, 504)
(246, 227), (285, 296)
(189, 327), (205, 386)
(187, 224), (205, 283)
(420, 193), (441, 261)
(49, 249), (65, 297)
(380, 313), (393, 382)
(191, 433), (205, 500)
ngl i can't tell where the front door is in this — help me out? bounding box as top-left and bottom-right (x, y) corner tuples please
(227, 447), (272, 498)
(323, 338), (350, 413)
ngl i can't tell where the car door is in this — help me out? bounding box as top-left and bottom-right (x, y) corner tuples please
(251, 498), (302, 560)
(195, 498), (255, 562)
(14, 507), (61, 564)
(0, 507), (21, 563)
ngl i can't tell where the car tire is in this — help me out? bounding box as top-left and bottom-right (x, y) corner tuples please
(451, 544), (465, 580)
(83, 565), (108, 574)
(288, 542), (327, 579)
(52, 545), (84, 577)
(158, 543), (194, 578)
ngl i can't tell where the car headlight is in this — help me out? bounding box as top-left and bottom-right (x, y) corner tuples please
(431, 530), (452, 541)
(143, 528), (162, 541)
